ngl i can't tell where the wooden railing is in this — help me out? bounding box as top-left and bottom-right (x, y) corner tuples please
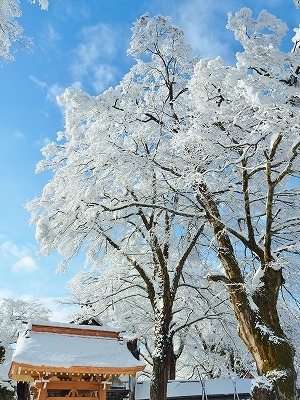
(46, 397), (98, 399)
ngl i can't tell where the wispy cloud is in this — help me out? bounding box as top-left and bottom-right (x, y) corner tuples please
(173, 0), (236, 62)
(148, 0), (239, 64)
(55, 0), (90, 21)
(30, 75), (65, 103)
(14, 129), (25, 141)
(46, 83), (65, 103)
(30, 75), (48, 89)
(0, 241), (39, 275)
(70, 23), (120, 93)
(35, 136), (52, 148)
(39, 22), (62, 55)
(45, 23), (61, 43)
(12, 256), (38, 274)
(93, 64), (118, 93)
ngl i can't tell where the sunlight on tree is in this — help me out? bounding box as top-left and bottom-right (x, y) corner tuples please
(27, 8), (300, 400)
(0, 0), (48, 62)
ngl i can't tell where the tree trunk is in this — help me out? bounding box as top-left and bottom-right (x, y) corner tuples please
(150, 326), (177, 399)
(150, 333), (173, 400)
(200, 194), (297, 400)
(226, 270), (297, 400)
(150, 307), (173, 400)
(150, 353), (169, 400)
(168, 346), (177, 380)
(17, 382), (30, 400)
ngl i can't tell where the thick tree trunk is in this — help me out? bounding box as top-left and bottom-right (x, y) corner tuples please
(150, 307), (173, 400)
(235, 285), (297, 400)
(224, 268), (296, 400)
(150, 341), (176, 398)
(168, 346), (177, 380)
(150, 333), (173, 400)
(150, 352), (169, 400)
(17, 382), (30, 400)
(238, 306), (296, 399)
(201, 194), (297, 400)
(150, 328), (177, 400)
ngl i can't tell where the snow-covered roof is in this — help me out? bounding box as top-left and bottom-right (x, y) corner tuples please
(10, 321), (145, 380)
(135, 379), (252, 399)
(13, 330), (144, 369)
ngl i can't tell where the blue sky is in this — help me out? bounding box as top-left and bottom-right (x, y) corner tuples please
(0, 0), (299, 319)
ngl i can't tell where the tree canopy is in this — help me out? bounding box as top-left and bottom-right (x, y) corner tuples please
(28, 8), (300, 400)
(0, 0), (48, 62)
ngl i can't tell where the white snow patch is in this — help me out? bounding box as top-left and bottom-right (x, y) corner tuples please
(251, 375), (273, 391)
(255, 322), (286, 344)
(252, 266), (265, 290)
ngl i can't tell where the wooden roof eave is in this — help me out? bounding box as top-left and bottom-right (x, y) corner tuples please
(9, 361), (145, 382)
(31, 324), (120, 338)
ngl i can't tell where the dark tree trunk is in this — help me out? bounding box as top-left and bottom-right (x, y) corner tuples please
(17, 382), (30, 400)
(168, 346), (177, 380)
(0, 346), (5, 363)
(150, 353), (169, 400)
(234, 291), (296, 400)
(223, 264), (296, 400)
(150, 306), (173, 400)
(201, 192), (297, 400)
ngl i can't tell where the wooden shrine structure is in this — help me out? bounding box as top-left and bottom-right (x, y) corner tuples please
(9, 321), (145, 400)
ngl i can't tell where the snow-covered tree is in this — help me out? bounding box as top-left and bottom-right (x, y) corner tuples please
(27, 9), (300, 400)
(0, 298), (50, 395)
(0, 0), (48, 62)
(67, 259), (251, 382)
(178, 8), (300, 400)
(27, 14), (205, 400)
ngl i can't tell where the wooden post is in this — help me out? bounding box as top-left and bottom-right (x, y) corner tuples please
(37, 386), (47, 400)
(99, 382), (106, 400)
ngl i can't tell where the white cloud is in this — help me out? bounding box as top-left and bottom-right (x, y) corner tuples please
(46, 83), (65, 103)
(12, 256), (38, 274)
(72, 23), (117, 74)
(93, 64), (118, 93)
(34, 136), (52, 151)
(0, 240), (39, 275)
(1, 240), (27, 258)
(14, 129), (25, 140)
(0, 288), (14, 299)
(30, 75), (65, 105)
(173, 0), (236, 62)
(45, 23), (61, 43)
(30, 74), (48, 89)
(56, 0), (90, 21)
(71, 81), (83, 91)
(70, 23), (119, 93)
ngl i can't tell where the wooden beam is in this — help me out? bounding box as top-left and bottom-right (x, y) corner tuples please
(10, 361), (145, 379)
(35, 381), (101, 391)
(31, 324), (119, 338)
(46, 396), (96, 400)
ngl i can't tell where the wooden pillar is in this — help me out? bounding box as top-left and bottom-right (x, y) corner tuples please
(99, 382), (106, 400)
(37, 386), (47, 400)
